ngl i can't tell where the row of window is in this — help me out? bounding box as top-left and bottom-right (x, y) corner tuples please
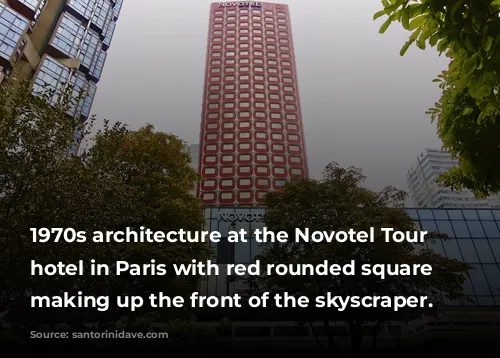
(212, 28), (290, 39)
(201, 190), (268, 204)
(63, 1), (119, 50)
(17, 0), (40, 12)
(214, 15), (287, 24)
(203, 155), (303, 167)
(213, 22), (289, 32)
(208, 92), (297, 102)
(211, 41), (292, 52)
(425, 237), (500, 264)
(202, 178), (288, 191)
(210, 57), (293, 67)
(0, 3), (29, 63)
(201, 142), (299, 154)
(418, 220), (500, 240)
(33, 56), (96, 119)
(201, 166), (305, 179)
(205, 111), (299, 124)
(207, 82), (296, 94)
(203, 153), (303, 166)
(204, 131), (302, 143)
(210, 40), (292, 51)
(207, 101), (298, 112)
(50, 12), (107, 81)
(214, 8), (287, 17)
(407, 209), (500, 221)
(67, 0), (113, 34)
(211, 50), (293, 60)
(210, 66), (293, 75)
(209, 74), (295, 84)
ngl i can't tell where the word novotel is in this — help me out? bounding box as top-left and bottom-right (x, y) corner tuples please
(218, 212), (264, 222)
(218, 2), (263, 8)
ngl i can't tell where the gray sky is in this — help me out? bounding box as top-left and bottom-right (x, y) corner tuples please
(91, 0), (447, 192)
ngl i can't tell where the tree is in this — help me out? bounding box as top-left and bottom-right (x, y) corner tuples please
(0, 80), (213, 333)
(374, 0), (500, 197)
(243, 162), (471, 349)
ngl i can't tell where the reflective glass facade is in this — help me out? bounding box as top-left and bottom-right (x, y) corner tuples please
(197, 2), (309, 207)
(51, 13), (87, 58)
(0, 0), (122, 121)
(29, 0), (122, 121)
(0, 3), (29, 65)
(7, 0), (44, 22)
(18, 0), (40, 12)
(0, 0), (122, 156)
(201, 207), (500, 307)
(32, 55), (71, 105)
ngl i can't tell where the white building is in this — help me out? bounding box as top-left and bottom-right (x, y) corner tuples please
(185, 144), (199, 172)
(407, 149), (500, 208)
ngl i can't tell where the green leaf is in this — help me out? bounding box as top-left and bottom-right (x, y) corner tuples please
(437, 38), (449, 52)
(462, 107), (474, 116)
(464, 37), (477, 52)
(401, 6), (410, 29)
(477, 85), (491, 99)
(384, 4), (399, 14)
(451, 0), (465, 17)
(483, 36), (494, 52)
(408, 15), (426, 30)
(407, 4), (424, 17)
(379, 17), (393, 33)
(373, 10), (386, 20)
(416, 35), (426, 50)
(429, 33), (440, 46)
(400, 41), (412, 56)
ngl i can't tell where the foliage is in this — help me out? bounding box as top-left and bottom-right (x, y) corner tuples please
(0, 80), (213, 329)
(375, 0), (500, 196)
(243, 162), (471, 349)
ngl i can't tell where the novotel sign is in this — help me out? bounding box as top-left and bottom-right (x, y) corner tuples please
(218, 212), (264, 222)
(218, 2), (263, 8)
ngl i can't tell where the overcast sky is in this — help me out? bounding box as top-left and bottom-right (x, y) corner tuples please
(91, 0), (447, 192)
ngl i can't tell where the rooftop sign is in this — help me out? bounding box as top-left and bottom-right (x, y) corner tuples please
(218, 2), (263, 8)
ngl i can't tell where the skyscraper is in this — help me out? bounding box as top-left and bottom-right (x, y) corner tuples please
(0, 0), (123, 142)
(197, 1), (308, 207)
(407, 149), (500, 208)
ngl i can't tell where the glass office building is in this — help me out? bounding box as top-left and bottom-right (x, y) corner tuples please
(0, 0), (123, 153)
(200, 207), (500, 307)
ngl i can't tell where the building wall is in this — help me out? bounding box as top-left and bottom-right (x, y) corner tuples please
(185, 143), (200, 196)
(185, 143), (200, 172)
(0, 0), (123, 153)
(200, 207), (500, 308)
(407, 149), (500, 208)
(197, 2), (309, 207)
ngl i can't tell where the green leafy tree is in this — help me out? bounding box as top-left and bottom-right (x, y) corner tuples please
(0, 80), (212, 332)
(243, 162), (470, 349)
(374, 0), (500, 196)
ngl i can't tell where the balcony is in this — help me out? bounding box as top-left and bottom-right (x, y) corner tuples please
(0, 3), (29, 68)
(48, 12), (101, 75)
(7, 0), (43, 20)
(32, 55), (96, 121)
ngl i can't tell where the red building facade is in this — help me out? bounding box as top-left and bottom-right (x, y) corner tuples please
(198, 1), (308, 207)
